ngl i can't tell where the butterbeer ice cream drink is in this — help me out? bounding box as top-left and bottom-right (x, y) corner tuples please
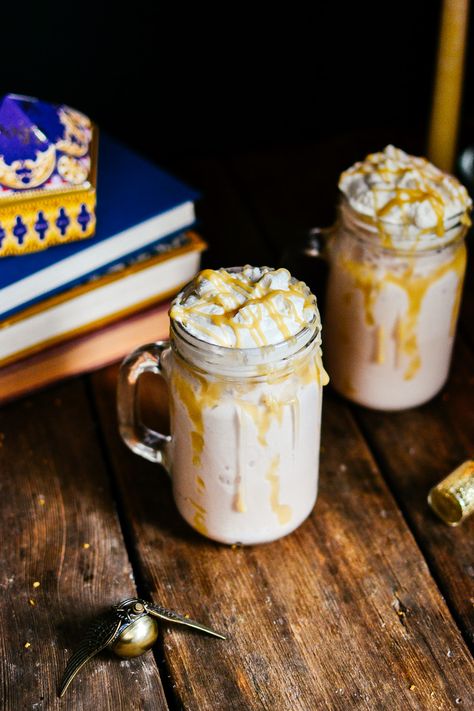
(324, 145), (471, 410)
(163, 266), (328, 544)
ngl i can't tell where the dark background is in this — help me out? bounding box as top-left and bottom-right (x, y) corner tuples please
(2, 2), (473, 162)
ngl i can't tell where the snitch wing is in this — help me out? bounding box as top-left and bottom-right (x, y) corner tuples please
(58, 610), (122, 697)
(145, 602), (226, 640)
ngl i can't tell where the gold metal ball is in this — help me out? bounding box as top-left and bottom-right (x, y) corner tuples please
(111, 615), (159, 658)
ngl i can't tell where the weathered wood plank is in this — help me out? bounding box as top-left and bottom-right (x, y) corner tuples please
(92, 365), (474, 710)
(355, 340), (474, 648)
(230, 136), (474, 642)
(0, 381), (167, 710)
(88, 138), (474, 705)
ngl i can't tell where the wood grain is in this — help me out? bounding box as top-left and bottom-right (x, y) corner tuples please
(2, 138), (474, 710)
(90, 146), (473, 708)
(230, 135), (474, 645)
(92, 366), (474, 710)
(0, 381), (167, 710)
(355, 340), (474, 648)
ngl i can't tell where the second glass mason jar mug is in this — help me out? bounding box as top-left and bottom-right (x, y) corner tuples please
(315, 197), (469, 410)
(117, 314), (326, 545)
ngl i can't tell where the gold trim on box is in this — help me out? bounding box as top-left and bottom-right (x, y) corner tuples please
(0, 231), (206, 367)
(0, 126), (98, 257)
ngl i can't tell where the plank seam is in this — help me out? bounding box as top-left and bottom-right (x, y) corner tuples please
(350, 402), (474, 656)
(83, 376), (179, 711)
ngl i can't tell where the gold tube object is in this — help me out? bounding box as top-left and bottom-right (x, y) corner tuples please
(428, 460), (474, 526)
(427, 0), (470, 172)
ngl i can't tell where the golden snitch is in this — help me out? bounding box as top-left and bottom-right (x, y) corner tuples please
(59, 597), (226, 697)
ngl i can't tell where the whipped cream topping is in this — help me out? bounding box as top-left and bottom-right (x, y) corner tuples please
(170, 266), (319, 348)
(339, 145), (472, 248)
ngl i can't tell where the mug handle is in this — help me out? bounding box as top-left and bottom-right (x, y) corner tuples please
(297, 226), (332, 316)
(117, 341), (172, 469)
(302, 226), (331, 260)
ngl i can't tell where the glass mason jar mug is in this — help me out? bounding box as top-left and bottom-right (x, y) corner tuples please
(117, 314), (327, 545)
(317, 197), (469, 410)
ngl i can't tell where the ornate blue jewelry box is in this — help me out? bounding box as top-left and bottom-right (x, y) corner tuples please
(0, 94), (97, 256)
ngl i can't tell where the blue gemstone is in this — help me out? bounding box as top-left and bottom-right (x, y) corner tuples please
(56, 207), (70, 236)
(13, 216), (27, 243)
(34, 210), (49, 240)
(77, 203), (91, 232)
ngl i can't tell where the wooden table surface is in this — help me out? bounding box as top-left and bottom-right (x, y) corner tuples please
(1, 133), (473, 710)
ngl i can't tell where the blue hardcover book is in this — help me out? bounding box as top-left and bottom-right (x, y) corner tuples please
(0, 135), (199, 320)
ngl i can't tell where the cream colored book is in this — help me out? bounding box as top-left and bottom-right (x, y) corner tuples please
(0, 300), (171, 403)
(0, 231), (205, 367)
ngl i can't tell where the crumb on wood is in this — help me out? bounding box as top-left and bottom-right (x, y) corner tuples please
(82, 543), (91, 549)
(29, 599), (36, 606)
(33, 581), (40, 588)
(24, 642), (31, 648)
(409, 684), (416, 691)
(37, 495), (46, 506)
(392, 593), (409, 623)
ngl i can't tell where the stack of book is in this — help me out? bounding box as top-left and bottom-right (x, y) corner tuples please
(0, 136), (206, 403)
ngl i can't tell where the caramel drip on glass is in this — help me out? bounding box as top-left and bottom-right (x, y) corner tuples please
(171, 364), (224, 467)
(172, 348), (324, 486)
(374, 325), (386, 364)
(240, 395), (284, 447)
(266, 455), (292, 525)
(234, 407), (247, 513)
(190, 499), (208, 535)
(342, 242), (467, 380)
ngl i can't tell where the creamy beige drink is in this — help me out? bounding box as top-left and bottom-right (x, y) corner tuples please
(118, 266), (327, 544)
(324, 145), (471, 410)
(163, 266), (328, 544)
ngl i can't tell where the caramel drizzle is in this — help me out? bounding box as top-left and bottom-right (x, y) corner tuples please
(234, 407), (247, 513)
(170, 268), (316, 348)
(168, 267), (327, 527)
(342, 242), (467, 380)
(340, 148), (472, 248)
(266, 455), (292, 525)
(190, 499), (208, 536)
(172, 340), (327, 471)
(171, 347), (324, 532)
(374, 325), (385, 365)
